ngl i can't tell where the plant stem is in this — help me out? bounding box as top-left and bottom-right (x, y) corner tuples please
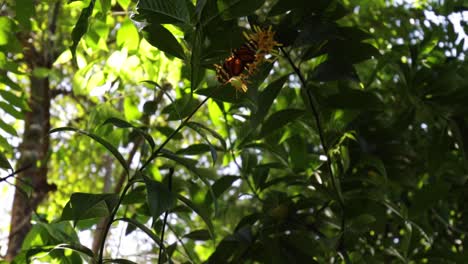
(97, 181), (134, 263)
(98, 92), (213, 263)
(139, 95), (212, 172)
(158, 168), (173, 264)
(280, 47), (348, 261)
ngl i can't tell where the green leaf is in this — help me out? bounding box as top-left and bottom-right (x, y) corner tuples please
(162, 96), (199, 120)
(0, 119), (17, 136)
(183, 229), (211, 241)
(0, 74), (22, 91)
(60, 192), (119, 226)
(136, 0), (191, 25)
(142, 24), (185, 59)
(204, 176), (240, 204)
(0, 101), (24, 119)
(103, 259), (138, 264)
(143, 176), (176, 220)
(15, 0), (34, 30)
(190, 26), (205, 91)
(259, 109), (305, 138)
(251, 75), (288, 129)
(0, 89), (29, 111)
(159, 149), (218, 208)
(71, 0), (96, 57)
(50, 127), (129, 175)
(115, 217), (165, 250)
(176, 143), (212, 155)
(217, 0), (266, 20)
(0, 135), (12, 153)
(178, 194), (214, 239)
(187, 121), (227, 150)
(116, 19), (140, 51)
(0, 152), (12, 170)
(310, 60), (359, 82)
(324, 89), (383, 110)
(102, 117), (155, 150)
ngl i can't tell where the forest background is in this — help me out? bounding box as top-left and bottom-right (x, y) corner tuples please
(1, 0), (468, 263)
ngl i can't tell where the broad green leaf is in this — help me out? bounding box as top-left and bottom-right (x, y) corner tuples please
(204, 176), (240, 204)
(124, 96), (141, 121)
(0, 152), (12, 170)
(161, 96), (199, 120)
(183, 229), (211, 241)
(0, 101), (24, 119)
(251, 75), (289, 129)
(159, 149), (219, 208)
(190, 26), (205, 91)
(116, 19), (139, 51)
(113, 217), (165, 251)
(60, 192), (119, 226)
(136, 0), (191, 25)
(0, 90), (28, 111)
(103, 117), (155, 150)
(0, 17), (21, 53)
(143, 24), (185, 60)
(15, 0), (34, 30)
(143, 176), (176, 220)
(71, 0), (96, 57)
(103, 259), (138, 264)
(0, 74), (22, 91)
(0, 135), (12, 153)
(176, 143), (212, 155)
(155, 126), (183, 140)
(217, 0), (266, 20)
(49, 127), (129, 175)
(324, 89), (383, 110)
(310, 60), (359, 82)
(0, 119), (17, 136)
(258, 109), (305, 138)
(187, 121), (227, 150)
(178, 194), (214, 239)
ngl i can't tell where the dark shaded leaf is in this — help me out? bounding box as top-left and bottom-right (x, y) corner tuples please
(183, 229), (211, 241)
(259, 109), (305, 138)
(143, 24), (185, 60)
(217, 0), (266, 20)
(251, 75), (288, 129)
(71, 0), (96, 57)
(0, 152), (12, 170)
(0, 119), (17, 136)
(143, 176), (176, 220)
(178, 194), (214, 239)
(204, 176), (240, 204)
(60, 193), (119, 226)
(136, 0), (191, 25)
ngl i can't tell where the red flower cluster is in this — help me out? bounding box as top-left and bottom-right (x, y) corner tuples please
(215, 26), (281, 93)
(215, 40), (258, 92)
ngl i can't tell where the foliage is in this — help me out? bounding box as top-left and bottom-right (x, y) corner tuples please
(1, 0), (468, 263)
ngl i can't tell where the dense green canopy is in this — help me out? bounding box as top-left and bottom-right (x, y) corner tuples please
(1, 0), (468, 263)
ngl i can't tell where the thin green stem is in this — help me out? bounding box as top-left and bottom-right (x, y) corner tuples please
(97, 180), (134, 263)
(280, 47), (348, 261)
(158, 168), (173, 264)
(98, 91), (214, 263)
(139, 95), (212, 172)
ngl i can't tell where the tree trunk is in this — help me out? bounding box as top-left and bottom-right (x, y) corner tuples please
(6, 75), (54, 261)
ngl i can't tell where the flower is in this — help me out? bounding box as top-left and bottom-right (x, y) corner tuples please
(215, 25), (281, 93)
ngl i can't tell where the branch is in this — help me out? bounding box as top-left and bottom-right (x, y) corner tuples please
(280, 47), (349, 262)
(158, 168), (173, 264)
